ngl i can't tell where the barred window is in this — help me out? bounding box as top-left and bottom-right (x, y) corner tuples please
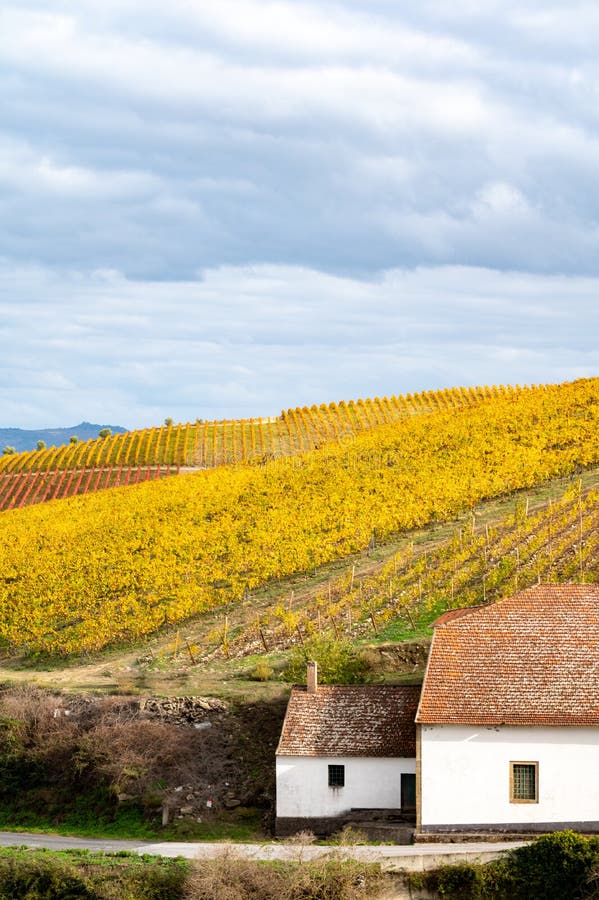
(510, 762), (538, 802)
(328, 764), (345, 787)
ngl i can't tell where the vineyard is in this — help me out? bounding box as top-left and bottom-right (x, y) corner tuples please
(0, 383), (519, 478)
(0, 377), (597, 657)
(220, 479), (598, 660)
(0, 465), (179, 511)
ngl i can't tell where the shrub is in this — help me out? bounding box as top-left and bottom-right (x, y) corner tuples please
(0, 856), (95, 900)
(0, 850), (188, 900)
(282, 635), (370, 684)
(330, 825), (369, 845)
(422, 862), (485, 898)
(502, 830), (599, 899)
(182, 853), (383, 900)
(413, 831), (599, 900)
(250, 660), (274, 682)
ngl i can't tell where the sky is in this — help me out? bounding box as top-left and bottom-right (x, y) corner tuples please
(1, 1), (598, 428)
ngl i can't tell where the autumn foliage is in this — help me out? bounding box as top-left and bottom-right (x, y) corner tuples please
(0, 378), (597, 656)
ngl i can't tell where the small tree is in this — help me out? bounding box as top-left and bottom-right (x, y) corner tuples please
(283, 634), (370, 684)
(164, 417), (174, 427)
(2, 446), (16, 455)
(36, 440), (46, 451)
(69, 436), (79, 445)
(98, 428), (112, 439)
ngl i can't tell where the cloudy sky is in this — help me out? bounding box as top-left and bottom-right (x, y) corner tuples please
(1, 1), (598, 427)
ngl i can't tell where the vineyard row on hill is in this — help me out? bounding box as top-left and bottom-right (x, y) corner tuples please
(0, 466), (179, 512)
(0, 378), (596, 657)
(223, 482), (598, 660)
(1, 383), (521, 476)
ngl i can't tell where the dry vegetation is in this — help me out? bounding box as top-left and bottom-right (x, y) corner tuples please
(0, 685), (286, 839)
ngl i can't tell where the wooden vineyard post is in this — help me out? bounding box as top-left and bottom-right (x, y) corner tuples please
(579, 492), (585, 581)
(403, 603), (416, 629)
(258, 625), (269, 652)
(185, 639), (197, 664)
(222, 616), (230, 658)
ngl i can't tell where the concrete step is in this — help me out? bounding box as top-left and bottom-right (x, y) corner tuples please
(345, 820), (415, 845)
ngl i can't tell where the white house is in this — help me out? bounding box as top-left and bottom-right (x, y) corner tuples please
(416, 583), (599, 836)
(276, 661), (419, 836)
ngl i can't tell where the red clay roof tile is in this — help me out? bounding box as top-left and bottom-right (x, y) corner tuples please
(277, 684), (420, 757)
(416, 584), (599, 726)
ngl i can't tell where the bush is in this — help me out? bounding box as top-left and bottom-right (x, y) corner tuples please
(502, 830), (599, 899)
(421, 862), (485, 898)
(250, 660), (274, 682)
(282, 635), (370, 685)
(0, 850), (187, 900)
(0, 856), (95, 900)
(182, 853), (383, 900)
(414, 831), (599, 900)
(330, 825), (369, 845)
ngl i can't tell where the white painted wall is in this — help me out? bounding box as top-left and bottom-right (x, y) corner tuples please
(276, 756), (415, 818)
(420, 725), (599, 827)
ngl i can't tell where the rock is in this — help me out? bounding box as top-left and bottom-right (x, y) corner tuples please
(117, 793), (134, 803)
(224, 798), (241, 808)
(179, 806), (194, 815)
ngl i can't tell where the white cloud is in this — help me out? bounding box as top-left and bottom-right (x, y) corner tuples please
(0, 135), (162, 198)
(2, 1), (599, 424)
(0, 260), (596, 427)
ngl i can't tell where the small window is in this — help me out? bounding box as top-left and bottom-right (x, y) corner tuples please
(328, 764), (345, 787)
(510, 762), (538, 803)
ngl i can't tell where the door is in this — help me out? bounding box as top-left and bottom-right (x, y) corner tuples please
(401, 773), (416, 812)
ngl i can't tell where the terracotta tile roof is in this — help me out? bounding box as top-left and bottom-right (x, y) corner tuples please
(277, 685), (420, 757)
(417, 584), (599, 727)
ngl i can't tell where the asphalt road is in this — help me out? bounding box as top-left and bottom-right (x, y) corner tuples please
(0, 831), (527, 872)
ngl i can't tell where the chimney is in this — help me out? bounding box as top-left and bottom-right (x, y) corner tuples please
(307, 661), (318, 694)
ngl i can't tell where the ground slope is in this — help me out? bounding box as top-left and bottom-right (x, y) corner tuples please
(0, 378), (596, 660)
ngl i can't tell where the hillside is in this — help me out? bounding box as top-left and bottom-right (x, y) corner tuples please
(0, 385), (504, 512)
(0, 384), (516, 477)
(0, 465), (595, 698)
(0, 377), (597, 659)
(0, 422), (127, 453)
(222, 475), (598, 662)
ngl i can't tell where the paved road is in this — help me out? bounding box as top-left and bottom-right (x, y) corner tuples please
(0, 831), (528, 872)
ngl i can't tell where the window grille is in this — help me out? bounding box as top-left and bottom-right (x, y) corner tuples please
(328, 764), (345, 787)
(511, 762), (538, 802)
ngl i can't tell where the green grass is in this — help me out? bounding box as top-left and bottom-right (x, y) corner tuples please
(0, 803), (265, 843)
(0, 845), (189, 900)
(0, 803), (158, 841)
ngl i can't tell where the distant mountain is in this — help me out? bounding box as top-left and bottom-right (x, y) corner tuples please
(0, 422), (128, 453)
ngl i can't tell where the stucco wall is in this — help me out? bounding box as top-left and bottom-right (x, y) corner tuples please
(276, 755), (416, 818)
(420, 724), (599, 828)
